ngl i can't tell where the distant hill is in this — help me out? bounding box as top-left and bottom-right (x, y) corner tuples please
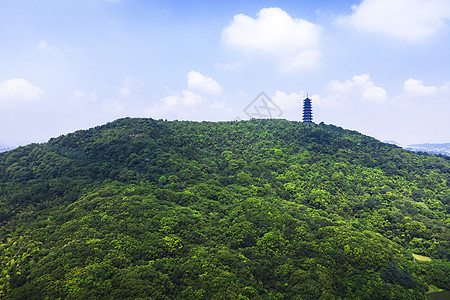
(0, 118), (448, 299)
(405, 143), (450, 156)
(0, 145), (16, 153)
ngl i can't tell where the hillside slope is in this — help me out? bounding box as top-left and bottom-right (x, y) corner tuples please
(0, 118), (449, 299)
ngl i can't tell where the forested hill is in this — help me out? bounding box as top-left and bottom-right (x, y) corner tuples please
(0, 118), (449, 299)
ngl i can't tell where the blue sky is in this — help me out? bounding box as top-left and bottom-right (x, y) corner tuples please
(1, 0), (450, 146)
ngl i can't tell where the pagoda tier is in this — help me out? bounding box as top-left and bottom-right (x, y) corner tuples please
(302, 97), (313, 123)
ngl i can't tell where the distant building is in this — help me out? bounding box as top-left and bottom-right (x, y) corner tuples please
(302, 96), (313, 123)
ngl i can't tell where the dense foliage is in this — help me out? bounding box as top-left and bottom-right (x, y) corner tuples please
(0, 118), (448, 299)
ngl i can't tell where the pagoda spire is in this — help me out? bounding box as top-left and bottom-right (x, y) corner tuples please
(302, 95), (313, 123)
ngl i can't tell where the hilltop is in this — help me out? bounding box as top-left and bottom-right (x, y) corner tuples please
(0, 118), (449, 299)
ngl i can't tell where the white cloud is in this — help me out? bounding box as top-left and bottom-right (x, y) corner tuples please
(222, 7), (322, 72)
(181, 90), (204, 106)
(390, 79), (450, 144)
(158, 72), (219, 113)
(151, 70), (231, 120)
(187, 71), (222, 95)
(324, 74), (388, 105)
(403, 78), (437, 96)
(328, 79), (354, 94)
(353, 74), (388, 103)
(0, 79), (43, 105)
(310, 93), (343, 108)
(340, 0), (450, 42)
(162, 96), (178, 107)
(161, 90), (204, 108)
(361, 85), (387, 102)
(349, 74), (387, 103)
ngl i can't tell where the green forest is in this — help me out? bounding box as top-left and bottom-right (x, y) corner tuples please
(0, 118), (448, 299)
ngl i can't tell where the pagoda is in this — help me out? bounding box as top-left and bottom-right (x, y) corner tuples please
(302, 96), (313, 123)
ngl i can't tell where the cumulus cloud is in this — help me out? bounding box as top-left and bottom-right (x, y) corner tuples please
(222, 7), (322, 72)
(340, 0), (450, 42)
(325, 74), (388, 104)
(353, 74), (388, 102)
(155, 71), (226, 120)
(161, 90), (204, 108)
(160, 71), (221, 107)
(327, 79), (354, 94)
(403, 78), (437, 96)
(181, 90), (204, 106)
(0, 79), (43, 105)
(161, 71), (221, 107)
(187, 71), (222, 95)
(162, 96), (178, 107)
